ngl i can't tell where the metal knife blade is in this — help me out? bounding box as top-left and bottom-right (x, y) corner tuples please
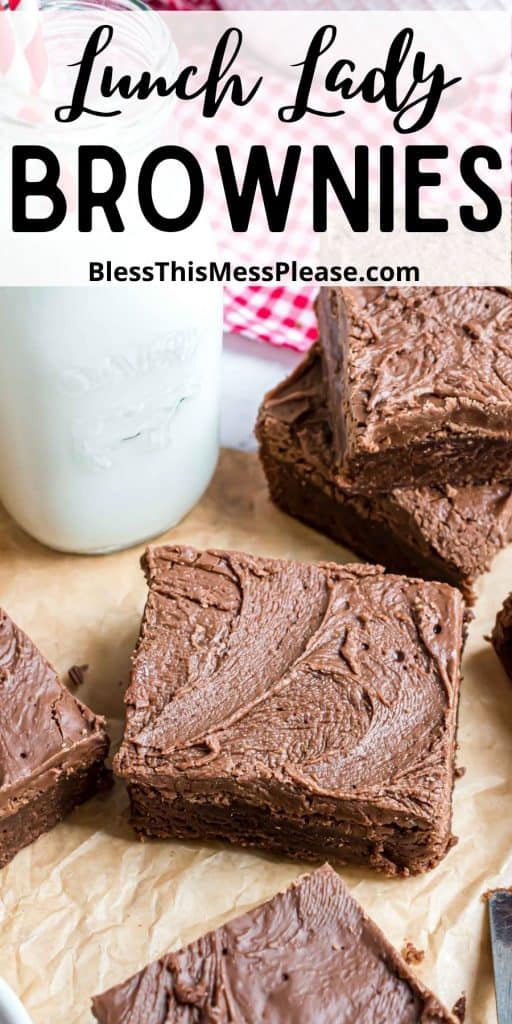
(489, 891), (512, 1024)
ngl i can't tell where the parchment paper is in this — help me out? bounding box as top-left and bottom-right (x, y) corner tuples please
(1, 448), (511, 1024)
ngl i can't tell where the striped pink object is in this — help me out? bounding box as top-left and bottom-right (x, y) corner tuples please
(15, 5), (48, 95)
(1, 0), (49, 128)
(1, 5), (32, 98)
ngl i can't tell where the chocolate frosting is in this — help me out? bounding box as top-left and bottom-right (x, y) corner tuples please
(331, 286), (512, 451)
(0, 608), (108, 814)
(116, 546), (463, 865)
(92, 865), (457, 1024)
(259, 345), (512, 587)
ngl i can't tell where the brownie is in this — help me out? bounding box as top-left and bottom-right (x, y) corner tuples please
(92, 865), (457, 1024)
(491, 593), (512, 679)
(256, 346), (512, 603)
(318, 286), (512, 491)
(115, 545), (464, 876)
(0, 609), (110, 868)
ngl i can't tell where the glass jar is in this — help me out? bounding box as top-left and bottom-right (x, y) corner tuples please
(0, 0), (223, 553)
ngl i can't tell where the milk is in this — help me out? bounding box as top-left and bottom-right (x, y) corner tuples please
(0, 0), (225, 553)
(0, 283), (222, 552)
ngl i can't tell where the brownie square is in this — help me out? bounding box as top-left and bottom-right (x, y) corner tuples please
(319, 286), (512, 491)
(0, 609), (110, 868)
(92, 865), (457, 1024)
(115, 545), (464, 876)
(492, 592), (512, 679)
(256, 345), (512, 603)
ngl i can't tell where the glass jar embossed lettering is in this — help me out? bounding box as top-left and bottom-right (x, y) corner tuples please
(0, 0), (223, 553)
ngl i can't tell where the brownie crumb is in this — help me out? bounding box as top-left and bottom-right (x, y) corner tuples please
(491, 592), (512, 680)
(454, 766), (466, 779)
(452, 994), (466, 1021)
(68, 664), (89, 688)
(401, 941), (425, 966)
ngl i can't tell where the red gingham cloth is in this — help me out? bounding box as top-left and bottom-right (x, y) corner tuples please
(151, 0), (506, 351)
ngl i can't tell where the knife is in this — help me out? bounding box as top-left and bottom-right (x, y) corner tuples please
(489, 890), (512, 1024)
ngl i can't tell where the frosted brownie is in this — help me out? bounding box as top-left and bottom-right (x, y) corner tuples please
(256, 346), (512, 602)
(318, 286), (512, 490)
(0, 609), (110, 868)
(92, 865), (458, 1024)
(115, 545), (464, 876)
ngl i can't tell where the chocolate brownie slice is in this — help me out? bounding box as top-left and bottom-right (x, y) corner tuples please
(0, 609), (110, 868)
(318, 286), (512, 491)
(115, 546), (464, 876)
(92, 865), (458, 1024)
(256, 346), (512, 603)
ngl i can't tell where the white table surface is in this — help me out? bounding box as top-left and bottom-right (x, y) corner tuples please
(221, 333), (301, 452)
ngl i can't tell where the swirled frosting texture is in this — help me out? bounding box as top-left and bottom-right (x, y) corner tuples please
(321, 286), (512, 490)
(92, 865), (457, 1024)
(116, 547), (463, 875)
(256, 344), (512, 597)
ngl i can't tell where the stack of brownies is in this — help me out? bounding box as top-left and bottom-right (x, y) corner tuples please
(93, 287), (512, 1020)
(110, 286), (512, 890)
(257, 285), (512, 603)
(94, 285), (512, 1022)
(9, 286), (512, 1023)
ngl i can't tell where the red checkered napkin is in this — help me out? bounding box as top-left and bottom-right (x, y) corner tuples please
(225, 285), (319, 351)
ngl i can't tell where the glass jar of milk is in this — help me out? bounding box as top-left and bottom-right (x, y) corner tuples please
(0, 0), (223, 553)
(0, 284), (222, 553)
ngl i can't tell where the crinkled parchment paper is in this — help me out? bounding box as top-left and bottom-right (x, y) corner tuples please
(1, 448), (511, 1023)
